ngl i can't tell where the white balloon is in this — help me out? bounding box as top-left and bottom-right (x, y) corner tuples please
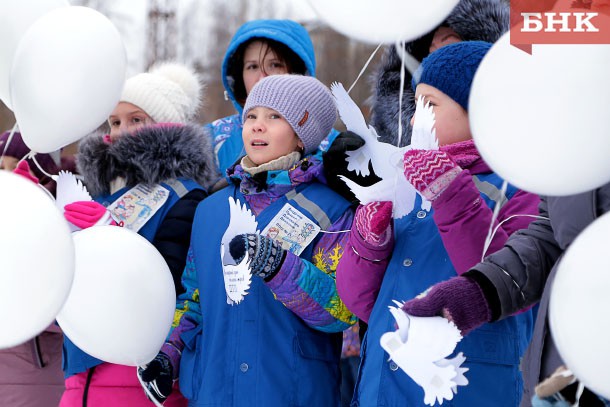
(306, 0), (459, 44)
(549, 212), (610, 399)
(0, 171), (74, 349)
(0, 0), (69, 109)
(10, 6), (126, 153)
(470, 33), (610, 196)
(56, 226), (176, 366)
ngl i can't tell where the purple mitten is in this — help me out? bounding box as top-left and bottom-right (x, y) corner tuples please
(64, 201), (110, 229)
(355, 201), (393, 245)
(13, 161), (39, 184)
(403, 149), (462, 201)
(401, 276), (491, 335)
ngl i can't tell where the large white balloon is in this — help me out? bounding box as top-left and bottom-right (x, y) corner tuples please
(306, 0), (459, 44)
(470, 33), (610, 196)
(10, 6), (126, 153)
(0, 0), (69, 109)
(0, 171), (74, 349)
(550, 212), (610, 399)
(56, 226), (176, 366)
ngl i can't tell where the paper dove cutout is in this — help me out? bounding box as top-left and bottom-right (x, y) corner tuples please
(380, 301), (468, 406)
(55, 171), (95, 232)
(411, 95), (439, 151)
(409, 95), (439, 212)
(330, 83), (437, 219)
(220, 196), (258, 305)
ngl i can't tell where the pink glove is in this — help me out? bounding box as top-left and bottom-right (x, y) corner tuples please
(403, 149), (462, 201)
(13, 161), (39, 184)
(64, 201), (111, 229)
(354, 201), (393, 245)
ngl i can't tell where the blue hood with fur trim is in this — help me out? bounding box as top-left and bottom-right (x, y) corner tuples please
(221, 19), (316, 113)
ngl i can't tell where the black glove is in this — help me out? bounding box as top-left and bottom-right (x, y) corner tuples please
(229, 233), (286, 281)
(322, 131), (381, 205)
(138, 352), (173, 404)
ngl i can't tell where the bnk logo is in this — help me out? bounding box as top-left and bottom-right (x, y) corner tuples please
(510, 0), (610, 53)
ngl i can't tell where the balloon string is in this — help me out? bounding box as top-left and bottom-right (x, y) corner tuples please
(319, 229), (351, 234)
(574, 380), (584, 407)
(0, 123), (19, 168)
(394, 42), (421, 148)
(397, 41), (406, 148)
(24, 151), (58, 180)
(481, 188), (551, 262)
(347, 43), (383, 94)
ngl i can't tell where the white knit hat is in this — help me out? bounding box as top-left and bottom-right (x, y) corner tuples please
(120, 62), (202, 123)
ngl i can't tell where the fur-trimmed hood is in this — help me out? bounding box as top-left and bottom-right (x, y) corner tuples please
(369, 0), (509, 146)
(77, 124), (219, 197)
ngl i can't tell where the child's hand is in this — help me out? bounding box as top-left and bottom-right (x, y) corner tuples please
(12, 161), (39, 184)
(401, 276), (491, 336)
(355, 201), (393, 245)
(403, 149), (462, 201)
(229, 233), (287, 281)
(64, 201), (112, 229)
(138, 352), (174, 404)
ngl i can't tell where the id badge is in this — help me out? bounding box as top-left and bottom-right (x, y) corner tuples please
(261, 203), (320, 256)
(107, 184), (170, 232)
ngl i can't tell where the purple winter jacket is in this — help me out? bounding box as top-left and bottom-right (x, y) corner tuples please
(337, 157), (541, 323)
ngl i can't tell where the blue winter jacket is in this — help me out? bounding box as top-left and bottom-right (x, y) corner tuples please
(353, 173), (535, 407)
(62, 179), (204, 378)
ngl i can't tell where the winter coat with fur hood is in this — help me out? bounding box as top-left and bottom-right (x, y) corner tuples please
(368, 0), (509, 146)
(77, 123), (218, 292)
(59, 124), (217, 407)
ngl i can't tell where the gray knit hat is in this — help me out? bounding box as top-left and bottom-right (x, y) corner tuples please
(242, 75), (336, 155)
(120, 62), (202, 123)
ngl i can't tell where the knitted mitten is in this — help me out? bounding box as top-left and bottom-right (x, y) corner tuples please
(354, 201), (393, 245)
(13, 161), (39, 184)
(403, 149), (462, 201)
(401, 276), (491, 336)
(229, 233), (287, 280)
(138, 352), (174, 404)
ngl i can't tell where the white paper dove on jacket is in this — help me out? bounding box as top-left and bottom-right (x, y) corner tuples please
(55, 171), (97, 232)
(220, 196), (259, 305)
(380, 301), (468, 406)
(330, 83), (438, 218)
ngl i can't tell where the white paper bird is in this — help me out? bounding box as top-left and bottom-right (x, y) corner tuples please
(380, 302), (467, 406)
(331, 82), (437, 219)
(411, 95), (439, 151)
(55, 171), (95, 232)
(220, 196), (258, 305)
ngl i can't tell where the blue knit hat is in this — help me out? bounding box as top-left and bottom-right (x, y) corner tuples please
(243, 75), (336, 155)
(411, 41), (492, 111)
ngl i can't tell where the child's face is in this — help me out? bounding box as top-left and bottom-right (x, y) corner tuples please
(107, 102), (155, 142)
(242, 106), (303, 165)
(412, 84), (471, 146)
(242, 41), (289, 96)
(429, 26), (462, 53)
(0, 156), (20, 171)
